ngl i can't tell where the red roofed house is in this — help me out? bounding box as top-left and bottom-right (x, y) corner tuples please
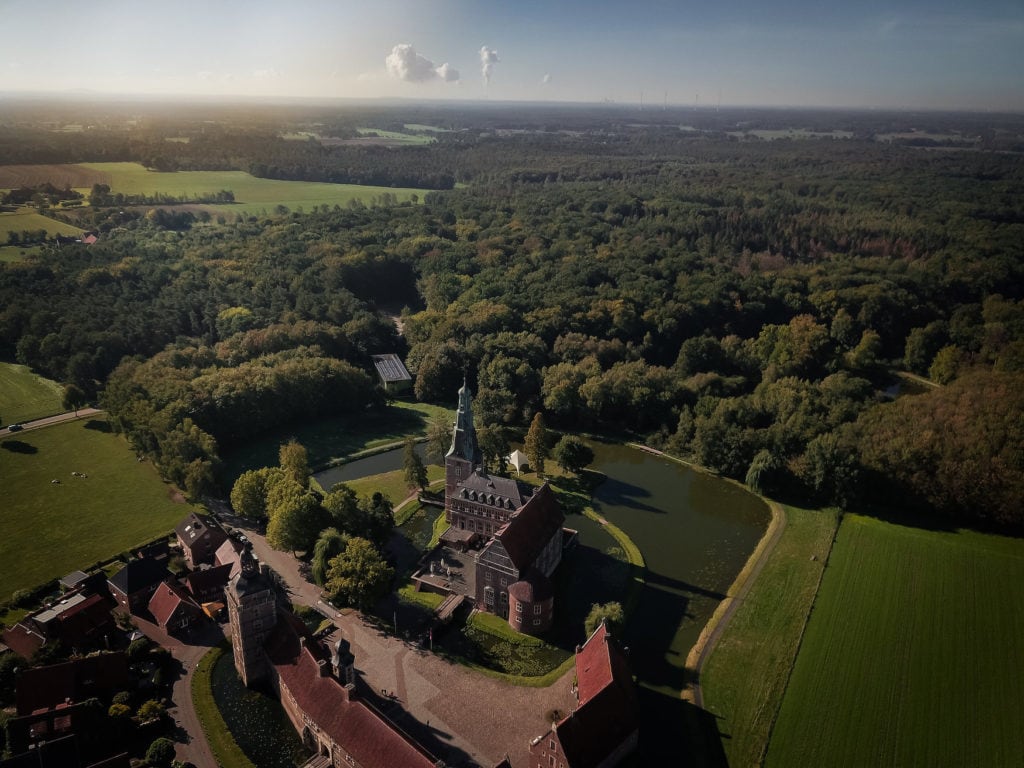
(148, 581), (204, 637)
(16, 652), (129, 716)
(183, 563), (233, 603)
(528, 622), (639, 768)
(225, 549), (444, 768)
(175, 512), (229, 568)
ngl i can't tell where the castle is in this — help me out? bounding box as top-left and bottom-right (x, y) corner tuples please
(442, 383), (569, 634)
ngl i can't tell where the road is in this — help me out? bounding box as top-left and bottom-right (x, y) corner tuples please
(221, 511), (575, 768)
(133, 615), (225, 768)
(1, 407), (103, 436)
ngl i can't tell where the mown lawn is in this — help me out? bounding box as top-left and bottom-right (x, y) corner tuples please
(0, 209), (84, 239)
(344, 465), (444, 506)
(701, 505), (838, 768)
(221, 400), (452, 487)
(0, 362), (65, 424)
(0, 417), (192, 597)
(766, 514), (1024, 767)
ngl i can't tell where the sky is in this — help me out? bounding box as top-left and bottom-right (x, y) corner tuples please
(3, 0), (1023, 110)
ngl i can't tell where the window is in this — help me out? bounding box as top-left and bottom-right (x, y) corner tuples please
(485, 571), (492, 582)
(533, 618), (542, 626)
(516, 603), (523, 612)
(499, 577), (508, 587)
(550, 740), (556, 751)
(534, 604), (543, 615)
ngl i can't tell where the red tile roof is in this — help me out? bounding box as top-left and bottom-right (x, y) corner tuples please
(184, 563), (233, 599)
(1, 622), (45, 659)
(15, 652), (129, 716)
(148, 580), (202, 628)
(495, 483), (564, 571)
(265, 615), (438, 768)
(551, 623), (639, 768)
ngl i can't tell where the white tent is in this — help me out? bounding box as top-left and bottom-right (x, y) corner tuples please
(507, 449), (529, 474)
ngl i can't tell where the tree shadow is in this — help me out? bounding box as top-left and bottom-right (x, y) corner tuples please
(83, 419), (111, 432)
(637, 688), (729, 768)
(2, 440), (37, 454)
(592, 477), (665, 515)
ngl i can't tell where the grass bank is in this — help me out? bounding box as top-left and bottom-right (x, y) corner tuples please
(0, 362), (64, 424)
(766, 513), (1024, 767)
(700, 505), (838, 768)
(191, 643), (257, 768)
(0, 417), (192, 597)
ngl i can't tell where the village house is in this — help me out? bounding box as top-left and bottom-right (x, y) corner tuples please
(175, 512), (229, 568)
(148, 580), (205, 637)
(106, 557), (168, 614)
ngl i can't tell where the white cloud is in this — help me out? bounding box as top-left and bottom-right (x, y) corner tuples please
(479, 46), (499, 84)
(386, 43), (459, 83)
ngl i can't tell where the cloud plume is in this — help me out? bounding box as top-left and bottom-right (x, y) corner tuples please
(479, 46), (499, 84)
(386, 44), (459, 83)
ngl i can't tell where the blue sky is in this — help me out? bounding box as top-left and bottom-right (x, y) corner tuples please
(3, 0), (1022, 109)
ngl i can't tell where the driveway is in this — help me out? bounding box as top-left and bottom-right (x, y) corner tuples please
(226, 513), (576, 768)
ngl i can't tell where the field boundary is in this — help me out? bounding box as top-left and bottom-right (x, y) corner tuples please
(757, 509), (841, 766)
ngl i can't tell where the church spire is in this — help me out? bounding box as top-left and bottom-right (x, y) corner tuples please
(446, 378), (479, 463)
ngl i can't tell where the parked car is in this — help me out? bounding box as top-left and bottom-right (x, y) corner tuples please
(7, 424), (23, 432)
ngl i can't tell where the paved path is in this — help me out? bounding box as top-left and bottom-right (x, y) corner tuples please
(133, 615), (226, 768)
(1, 408), (102, 436)
(223, 513), (575, 768)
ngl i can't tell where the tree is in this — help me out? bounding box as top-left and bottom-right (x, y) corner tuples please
(525, 411), (550, 475)
(230, 467), (284, 520)
(62, 383), (87, 416)
(584, 601), (624, 637)
(324, 537), (394, 611)
(358, 492), (395, 547)
(108, 703), (132, 719)
(146, 736), (177, 767)
(279, 439), (310, 487)
(402, 437), (428, 491)
(929, 344), (962, 384)
(266, 493), (329, 554)
(323, 484), (362, 535)
(745, 449), (783, 496)
(552, 435), (594, 476)
(425, 414), (451, 464)
(136, 699), (165, 722)
(312, 528), (348, 586)
(477, 424), (510, 473)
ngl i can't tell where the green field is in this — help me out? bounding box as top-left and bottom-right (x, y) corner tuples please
(222, 400), (452, 486)
(355, 128), (434, 145)
(702, 506), (838, 767)
(0, 417), (193, 597)
(0, 362), (65, 424)
(0, 245), (41, 262)
(766, 514), (1024, 767)
(344, 465), (444, 505)
(0, 210), (84, 239)
(76, 162), (427, 214)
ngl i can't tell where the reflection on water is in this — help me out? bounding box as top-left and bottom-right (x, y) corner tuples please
(589, 441), (769, 697)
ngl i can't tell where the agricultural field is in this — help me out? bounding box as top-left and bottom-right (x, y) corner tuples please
(0, 362), (65, 424)
(702, 505), (839, 768)
(0, 210), (84, 240)
(353, 127), (435, 145)
(766, 514), (1024, 767)
(0, 163), (110, 189)
(0, 417), (192, 597)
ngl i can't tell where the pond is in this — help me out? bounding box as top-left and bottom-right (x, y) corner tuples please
(317, 440), (770, 697)
(314, 442), (429, 489)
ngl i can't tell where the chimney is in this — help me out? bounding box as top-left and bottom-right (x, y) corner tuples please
(317, 659), (330, 677)
(344, 682), (356, 701)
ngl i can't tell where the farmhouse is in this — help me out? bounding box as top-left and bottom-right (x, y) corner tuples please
(434, 382), (570, 634)
(175, 512), (228, 568)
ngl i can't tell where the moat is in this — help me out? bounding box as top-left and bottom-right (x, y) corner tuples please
(315, 438), (770, 697)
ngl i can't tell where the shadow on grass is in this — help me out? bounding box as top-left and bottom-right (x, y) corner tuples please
(2, 440), (37, 453)
(83, 419), (111, 432)
(637, 687), (728, 768)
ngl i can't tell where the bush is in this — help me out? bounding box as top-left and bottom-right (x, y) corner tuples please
(146, 736), (176, 767)
(126, 637), (151, 662)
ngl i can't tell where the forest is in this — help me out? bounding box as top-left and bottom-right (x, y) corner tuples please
(1, 101), (1022, 527)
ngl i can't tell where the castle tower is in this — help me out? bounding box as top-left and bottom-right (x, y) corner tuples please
(445, 381), (481, 516)
(225, 546), (277, 687)
(332, 636), (356, 686)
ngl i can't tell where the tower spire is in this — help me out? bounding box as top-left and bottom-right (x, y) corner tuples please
(446, 378), (479, 462)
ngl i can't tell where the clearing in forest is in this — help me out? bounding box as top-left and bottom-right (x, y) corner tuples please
(766, 513), (1024, 767)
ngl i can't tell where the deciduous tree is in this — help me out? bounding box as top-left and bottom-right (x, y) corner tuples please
(324, 537), (394, 611)
(525, 411), (549, 475)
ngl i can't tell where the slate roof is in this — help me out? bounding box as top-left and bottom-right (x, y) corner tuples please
(371, 354), (412, 383)
(552, 623), (639, 768)
(148, 581), (203, 628)
(457, 472), (529, 511)
(175, 513), (227, 555)
(15, 653), (129, 716)
(495, 483), (564, 571)
(265, 615), (438, 768)
(107, 558), (168, 596)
